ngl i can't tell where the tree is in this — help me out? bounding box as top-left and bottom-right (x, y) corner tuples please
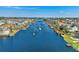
(0, 17), (4, 20)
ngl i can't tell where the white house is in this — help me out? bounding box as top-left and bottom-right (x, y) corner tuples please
(68, 26), (78, 32)
(0, 27), (10, 36)
(0, 20), (5, 25)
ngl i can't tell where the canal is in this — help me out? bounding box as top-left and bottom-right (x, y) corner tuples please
(0, 19), (75, 52)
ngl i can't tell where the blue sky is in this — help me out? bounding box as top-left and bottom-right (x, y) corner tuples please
(0, 6), (79, 17)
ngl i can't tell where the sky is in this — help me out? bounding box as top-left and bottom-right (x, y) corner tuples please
(0, 6), (79, 17)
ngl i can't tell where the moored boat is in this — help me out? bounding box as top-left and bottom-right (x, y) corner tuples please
(66, 43), (72, 47)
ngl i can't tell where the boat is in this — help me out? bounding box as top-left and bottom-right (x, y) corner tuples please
(66, 43), (72, 47)
(39, 27), (42, 30)
(51, 26), (54, 29)
(33, 33), (35, 36)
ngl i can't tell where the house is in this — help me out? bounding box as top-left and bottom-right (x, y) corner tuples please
(0, 20), (5, 25)
(58, 20), (67, 26)
(0, 27), (10, 36)
(68, 26), (78, 32)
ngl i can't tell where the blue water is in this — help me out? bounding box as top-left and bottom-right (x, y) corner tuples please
(0, 19), (74, 52)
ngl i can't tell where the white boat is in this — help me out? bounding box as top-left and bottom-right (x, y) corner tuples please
(39, 27), (42, 30)
(51, 27), (54, 29)
(66, 43), (72, 47)
(33, 33), (35, 36)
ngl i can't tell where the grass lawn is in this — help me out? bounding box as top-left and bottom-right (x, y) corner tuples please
(62, 34), (79, 51)
(62, 34), (73, 43)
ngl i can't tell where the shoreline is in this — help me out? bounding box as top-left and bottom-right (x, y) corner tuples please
(46, 21), (79, 52)
(0, 20), (35, 39)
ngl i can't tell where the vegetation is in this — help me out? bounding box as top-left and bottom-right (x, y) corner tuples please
(62, 34), (79, 50)
(0, 17), (5, 20)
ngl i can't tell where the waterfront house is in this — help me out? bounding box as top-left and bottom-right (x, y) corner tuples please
(68, 26), (78, 32)
(58, 20), (67, 26)
(0, 20), (5, 25)
(0, 27), (10, 36)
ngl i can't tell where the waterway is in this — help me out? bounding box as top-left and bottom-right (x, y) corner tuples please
(0, 19), (75, 52)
